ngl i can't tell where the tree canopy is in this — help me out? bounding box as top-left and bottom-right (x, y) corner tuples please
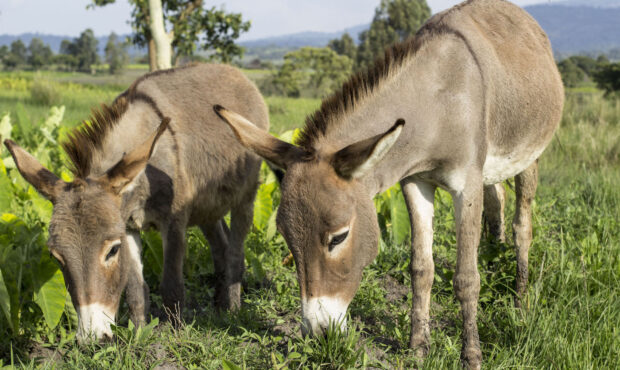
(59, 29), (99, 72)
(356, 0), (430, 69)
(273, 47), (353, 98)
(105, 33), (129, 74)
(91, 0), (250, 68)
(328, 33), (357, 62)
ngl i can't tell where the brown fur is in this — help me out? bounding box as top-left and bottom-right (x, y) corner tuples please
(216, 1), (562, 368)
(62, 99), (129, 178)
(5, 63), (269, 341)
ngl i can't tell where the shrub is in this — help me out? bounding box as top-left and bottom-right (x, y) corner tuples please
(29, 80), (61, 106)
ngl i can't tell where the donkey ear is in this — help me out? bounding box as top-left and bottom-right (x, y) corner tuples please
(331, 119), (405, 180)
(4, 139), (65, 202)
(101, 117), (169, 195)
(213, 105), (308, 170)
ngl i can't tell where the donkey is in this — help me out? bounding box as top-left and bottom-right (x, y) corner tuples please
(4, 63), (269, 342)
(213, 0), (563, 367)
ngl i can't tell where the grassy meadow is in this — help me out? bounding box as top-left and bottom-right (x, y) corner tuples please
(0, 68), (618, 369)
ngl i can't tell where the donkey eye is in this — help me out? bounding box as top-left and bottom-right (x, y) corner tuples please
(106, 243), (121, 261)
(328, 230), (349, 251)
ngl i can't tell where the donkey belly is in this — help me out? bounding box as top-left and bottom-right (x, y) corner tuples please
(482, 143), (546, 185)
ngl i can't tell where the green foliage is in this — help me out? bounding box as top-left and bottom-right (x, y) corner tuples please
(29, 79), (61, 106)
(558, 58), (586, 87)
(59, 29), (100, 73)
(105, 33), (129, 75)
(273, 47), (353, 98)
(0, 70), (618, 368)
(3, 40), (28, 69)
(328, 32), (357, 61)
(92, 0), (250, 64)
(556, 54), (612, 88)
(593, 62), (620, 97)
(26, 38), (53, 70)
(172, 4), (251, 63)
(357, 0), (430, 69)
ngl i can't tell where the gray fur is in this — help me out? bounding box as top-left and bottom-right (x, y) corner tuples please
(214, 1), (563, 368)
(5, 63), (268, 340)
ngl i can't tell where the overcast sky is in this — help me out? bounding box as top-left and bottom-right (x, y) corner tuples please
(0, 0), (562, 39)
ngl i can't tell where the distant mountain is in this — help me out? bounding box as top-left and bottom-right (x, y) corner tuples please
(2, 1), (620, 60)
(524, 3), (620, 55)
(556, 0), (620, 8)
(239, 23), (368, 49)
(241, 2), (620, 58)
(0, 33), (144, 55)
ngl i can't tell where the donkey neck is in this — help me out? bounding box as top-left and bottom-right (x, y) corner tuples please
(89, 101), (161, 178)
(315, 56), (432, 195)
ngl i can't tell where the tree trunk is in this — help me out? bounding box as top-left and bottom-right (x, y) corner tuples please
(148, 0), (172, 70)
(148, 38), (157, 72)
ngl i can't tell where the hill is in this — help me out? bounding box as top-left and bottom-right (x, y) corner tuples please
(2, 1), (620, 60)
(0, 33), (144, 56)
(524, 3), (620, 56)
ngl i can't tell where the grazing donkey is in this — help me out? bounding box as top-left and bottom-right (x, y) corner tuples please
(214, 0), (563, 367)
(4, 63), (269, 341)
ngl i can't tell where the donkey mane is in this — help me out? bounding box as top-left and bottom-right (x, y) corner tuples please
(296, 38), (418, 151)
(62, 98), (130, 178)
(61, 65), (197, 178)
(296, 0), (478, 151)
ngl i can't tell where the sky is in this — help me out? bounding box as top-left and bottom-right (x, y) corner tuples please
(0, 0), (562, 40)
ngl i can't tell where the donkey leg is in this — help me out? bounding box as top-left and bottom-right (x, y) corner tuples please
(200, 220), (230, 309)
(452, 182), (484, 370)
(513, 160), (538, 308)
(227, 191), (256, 311)
(401, 179), (436, 358)
(483, 183), (506, 243)
(125, 230), (149, 326)
(160, 220), (187, 323)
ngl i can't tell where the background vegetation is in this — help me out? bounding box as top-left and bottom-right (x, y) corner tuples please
(0, 0), (619, 368)
(0, 63), (618, 368)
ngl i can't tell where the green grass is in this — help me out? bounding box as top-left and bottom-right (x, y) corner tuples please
(0, 70), (619, 368)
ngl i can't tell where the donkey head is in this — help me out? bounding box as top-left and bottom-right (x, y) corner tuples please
(3, 118), (168, 342)
(214, 105), (403, 335)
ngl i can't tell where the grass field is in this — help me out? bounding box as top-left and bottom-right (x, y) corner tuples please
(0, 69), (618, 369)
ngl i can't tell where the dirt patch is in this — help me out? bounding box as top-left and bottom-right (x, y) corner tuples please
(28, 342), (64, 366)
(381, 274), (409, 304)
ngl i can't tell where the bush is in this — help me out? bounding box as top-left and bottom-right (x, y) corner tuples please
(593, 62), (620, 97)
(29, 80), (61, 106)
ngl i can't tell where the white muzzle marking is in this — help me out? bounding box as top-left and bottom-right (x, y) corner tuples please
(302, 296), (349, 335)
(76, 303), (116, 342)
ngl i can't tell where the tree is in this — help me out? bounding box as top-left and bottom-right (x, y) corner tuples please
(58, 29), (99, 72)
(27, 38), (53, 69)
(148, 0), (172, 69)
(4, 40), (28, 68)
(593, 62), (620, 97)
(557, 58), (585, 87)
(273, 47), (353, 98)
(328, 33), (357, 61)
(105, 33), (129, 74)
(356, 0), (430, 69)
(0, 46), (8, 67)
(91, 0), (250, 70)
